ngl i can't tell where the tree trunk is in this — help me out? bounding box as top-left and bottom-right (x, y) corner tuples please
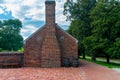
(91, 52), (96, 61)
(106, 55), (110, 64)
(82, 52), (86, 59)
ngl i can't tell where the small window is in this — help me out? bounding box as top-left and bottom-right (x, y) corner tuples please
(37, 36), (41, 41)
(60, 36), (64, 40)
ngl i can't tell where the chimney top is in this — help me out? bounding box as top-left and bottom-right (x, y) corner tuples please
(45, 0), (56, 25)
(45, 0), (55, 4)
(45, 0), (55, 1)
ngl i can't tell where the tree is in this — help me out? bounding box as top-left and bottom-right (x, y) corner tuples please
(0, 21), (3, 27)
(106, 38), (120, 59)
(89, 0), (120, 63)
(64, 0), (96, 59)
(83, 35), (109, 61)
(0, 19), (23, 51)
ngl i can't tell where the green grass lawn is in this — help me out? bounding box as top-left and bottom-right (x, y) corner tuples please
(81, 56), (120, 68)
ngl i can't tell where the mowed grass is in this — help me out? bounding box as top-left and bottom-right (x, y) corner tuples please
(81, 56), (120, 68)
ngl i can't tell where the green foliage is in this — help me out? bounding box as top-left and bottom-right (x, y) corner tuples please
(64, 0), (96, 56)
(0, 48), (2, 52)
(89, 0), (120, 58)
(64, 0), (120, 59)
(106, 38), (120, 58)
(0, 21), (3, 28)
(64, 0), (96, 21)
(84, 35), (109, 52)
(17, 48), (24, 52)
(0, 19), (23, 51)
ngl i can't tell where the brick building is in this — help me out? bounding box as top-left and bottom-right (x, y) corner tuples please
(24, 0), (78, 68)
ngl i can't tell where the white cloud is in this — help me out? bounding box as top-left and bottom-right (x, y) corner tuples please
(25, 25), (38, 32)
(22, 25), (38, 34)
(0, 0), (70, 39)
(55, 0), (69, 25)
(0, 8), (4, 14)
(21, 25), (38, 39)
(1, 0), (68, 23)
(21, 28), (28, 33)
(56, 14), (70, 25)
(25, 6), (45, 21)
(3, 4), (23, 20)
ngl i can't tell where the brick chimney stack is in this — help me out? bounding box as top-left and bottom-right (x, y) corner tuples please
(45, 0), (55, 25)
(40, 0), (61, 67)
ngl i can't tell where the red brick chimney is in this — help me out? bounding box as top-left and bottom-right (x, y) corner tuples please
(45, 0), (55, 25)
(41, 0), (61, 67)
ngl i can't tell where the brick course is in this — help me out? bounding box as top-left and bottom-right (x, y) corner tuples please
(0, 52), (23, 67)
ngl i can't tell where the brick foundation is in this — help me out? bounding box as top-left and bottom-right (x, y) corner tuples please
(0, 52), (23, 67)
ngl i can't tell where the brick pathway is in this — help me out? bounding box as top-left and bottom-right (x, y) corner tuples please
(0, 60), (120, 80)
(80, 60), (120, 80)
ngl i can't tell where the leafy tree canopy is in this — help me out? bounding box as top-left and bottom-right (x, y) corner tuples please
(0, 19), (23, 51)
(64, 0), (120, 60)
(64, 0), (96, 58)
(85, 0), (120, 59)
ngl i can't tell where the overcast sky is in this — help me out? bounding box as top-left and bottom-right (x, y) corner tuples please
(0, 0), (70, 39)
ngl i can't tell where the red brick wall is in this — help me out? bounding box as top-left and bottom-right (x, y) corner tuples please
(0, 52), (23, 67)
(56, 25), (78, 65)
(24, 24), (78, 67)
(24, 26), (46, 67)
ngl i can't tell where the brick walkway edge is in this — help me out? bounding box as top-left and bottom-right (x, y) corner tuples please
(0, 60), (120, 80)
